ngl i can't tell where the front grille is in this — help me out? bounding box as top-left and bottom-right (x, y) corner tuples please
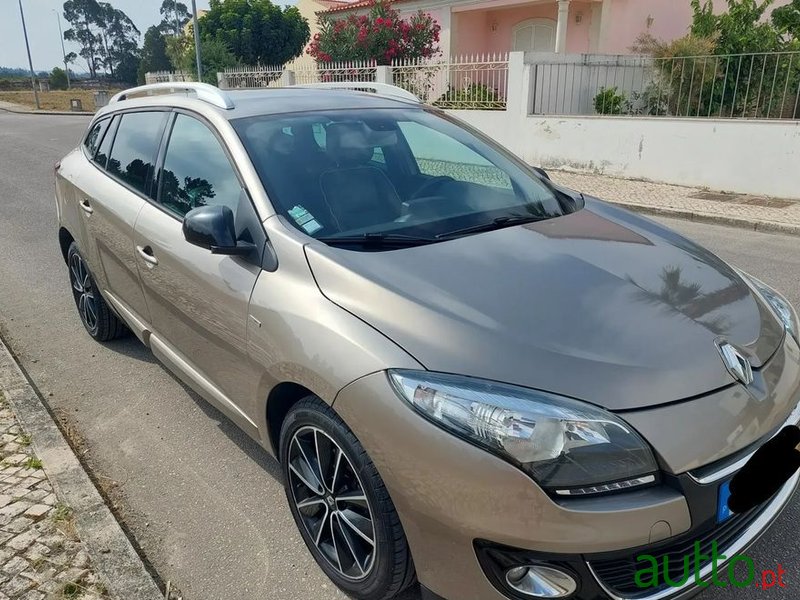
(589, 507), (762, 598)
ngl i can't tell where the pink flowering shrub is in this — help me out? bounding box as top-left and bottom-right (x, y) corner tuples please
(307, 0), (441, 65)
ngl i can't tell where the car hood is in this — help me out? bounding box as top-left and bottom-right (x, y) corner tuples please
(305, 200), (784, 410)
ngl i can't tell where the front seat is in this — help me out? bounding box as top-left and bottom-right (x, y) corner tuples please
(319, 122), (402, 232)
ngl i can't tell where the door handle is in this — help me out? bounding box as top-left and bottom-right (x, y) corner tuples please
(136, 245), (158, 266)
(79, 199), (93, 214)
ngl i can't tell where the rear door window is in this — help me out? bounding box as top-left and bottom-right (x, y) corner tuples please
(107, 112), (167, 195)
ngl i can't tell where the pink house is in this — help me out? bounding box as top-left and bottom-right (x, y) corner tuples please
(318, 0), (791, 57)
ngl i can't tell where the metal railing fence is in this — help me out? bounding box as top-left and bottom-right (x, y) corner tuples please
(392, 53), (509, 109)
(531, 51), (800, 119)
(144, 71), (194, 84)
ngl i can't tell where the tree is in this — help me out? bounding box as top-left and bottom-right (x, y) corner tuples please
(307, 1), (441, 64)
(690, 0), (783, 54)
(96, 2), (140, 79)
(159, 0), (191, 36)
(138, 26), (173, 84)
(115, 51), (142, 85)
(201, 0), (309, 65)
(63, 0), (140, 81)
(63, 0), (102, 78)
(772, 0), (800, 40)
(632, 1), (800, 118)
(179, 37), (237, 84)
(49, 67), (69, 90)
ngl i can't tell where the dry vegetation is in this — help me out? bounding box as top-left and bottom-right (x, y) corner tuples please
(0, 89), (120, 112)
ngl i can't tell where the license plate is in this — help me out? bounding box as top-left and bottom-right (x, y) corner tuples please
(717, 480), (733, 523)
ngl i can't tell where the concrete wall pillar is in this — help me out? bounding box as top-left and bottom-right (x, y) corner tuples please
(555, 0), (570, 53)
(375, 65), (393, 85)
(280, 70), (296, 87)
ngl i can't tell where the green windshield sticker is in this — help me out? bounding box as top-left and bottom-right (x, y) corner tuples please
(288, 205), (322, 235)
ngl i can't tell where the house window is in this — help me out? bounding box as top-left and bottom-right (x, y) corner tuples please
(512, 19), (556, 52)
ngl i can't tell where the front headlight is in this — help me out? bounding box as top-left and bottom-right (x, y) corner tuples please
(737, 270), (799, 343)
(388, 370), (658, 496)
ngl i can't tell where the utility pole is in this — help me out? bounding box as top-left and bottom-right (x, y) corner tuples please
(174, 1), (180, 37)
(191, 0), (202, 82)
(54, 10), (71, 89)
(18, 0), (40, 110)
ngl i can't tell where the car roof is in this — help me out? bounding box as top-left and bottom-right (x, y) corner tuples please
(97, 87), (423, 121)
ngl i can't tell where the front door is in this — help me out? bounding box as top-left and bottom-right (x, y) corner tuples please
(513, 19), (556, 52)
(133, 112), (262, 435)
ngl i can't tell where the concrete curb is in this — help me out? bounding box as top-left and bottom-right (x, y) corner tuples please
(0, 337), (163, 600)
(0, 105), (93, 116)
(608, 201), (800, 237)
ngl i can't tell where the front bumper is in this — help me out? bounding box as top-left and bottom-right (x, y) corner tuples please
(332, 338), (800, 600)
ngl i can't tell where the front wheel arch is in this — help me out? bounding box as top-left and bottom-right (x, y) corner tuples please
(266, 381), (317, 458)
(59, 227), (75, 264)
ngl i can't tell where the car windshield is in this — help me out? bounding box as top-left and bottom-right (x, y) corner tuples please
(232, 108), (568, 244)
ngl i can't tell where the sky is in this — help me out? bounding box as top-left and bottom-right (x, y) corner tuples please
(1, 0), (292, 73)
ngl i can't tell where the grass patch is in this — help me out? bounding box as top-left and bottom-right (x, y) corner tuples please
(51, 503), (73, 522)
(0, 89), (121, 112)
(52, 503), (78, 540)
(18, 433), (32, 447)
(23, 456), (42, 470)
(60, 580), (83, 599)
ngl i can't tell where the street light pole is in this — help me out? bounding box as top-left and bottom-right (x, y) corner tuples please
(191, 0), (202, 82)
(18, 0), (40, 110)
(54, 10), (71, 89)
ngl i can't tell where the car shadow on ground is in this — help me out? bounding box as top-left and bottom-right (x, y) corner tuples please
(102, 335), (160, 364)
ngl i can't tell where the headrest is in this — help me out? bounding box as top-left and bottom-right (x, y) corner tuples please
(268, 130), (297, 157)
(325, 122), (376, 167)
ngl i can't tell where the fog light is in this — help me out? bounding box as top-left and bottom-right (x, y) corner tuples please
(505, 565), (577, 598)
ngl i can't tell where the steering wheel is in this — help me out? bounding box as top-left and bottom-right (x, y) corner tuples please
(411, 176), (455, 200)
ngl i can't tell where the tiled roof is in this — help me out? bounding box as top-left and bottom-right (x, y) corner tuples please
(318, 0), (416, 14)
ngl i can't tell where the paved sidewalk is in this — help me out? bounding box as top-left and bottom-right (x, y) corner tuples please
(0, 339), (162, 600)
(550, 170), (800, 235)
(0, 393), (107, 600)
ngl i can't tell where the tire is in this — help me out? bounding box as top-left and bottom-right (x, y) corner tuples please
(67, 242), (128, 342)
(280, 396), (416, 600)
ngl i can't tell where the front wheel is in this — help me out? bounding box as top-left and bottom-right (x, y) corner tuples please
(67, 242), (128, 342)
(279, 396), (415, 600)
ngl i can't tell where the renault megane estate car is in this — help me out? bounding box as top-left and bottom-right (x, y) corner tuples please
(54, 82), (800, 600)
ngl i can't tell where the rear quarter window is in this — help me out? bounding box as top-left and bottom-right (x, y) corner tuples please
(84, 119), (110, 157)
(93, 116), (118, 169)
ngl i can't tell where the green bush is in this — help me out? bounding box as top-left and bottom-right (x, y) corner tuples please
(593, 87), (626, 115)
(49, 67), (69, 90)
(434, 83), (505, 110)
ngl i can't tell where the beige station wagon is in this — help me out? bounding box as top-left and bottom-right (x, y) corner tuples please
(55, 82), (800, 600)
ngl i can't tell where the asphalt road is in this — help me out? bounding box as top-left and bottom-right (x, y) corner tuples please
(0, 110), (797, 600)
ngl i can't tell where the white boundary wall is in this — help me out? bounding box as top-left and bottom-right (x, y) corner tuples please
(447, 53), (800, 199)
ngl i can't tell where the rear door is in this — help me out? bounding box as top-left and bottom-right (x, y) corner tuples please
(78, 110), (169, 331)
(133, 111), (263, 435)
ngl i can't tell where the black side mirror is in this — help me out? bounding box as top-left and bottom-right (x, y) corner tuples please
(183, 205), (251, 255)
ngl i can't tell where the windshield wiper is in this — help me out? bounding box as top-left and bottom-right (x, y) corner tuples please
(436, 214), (548, 239)
(317, 232), (438, 248)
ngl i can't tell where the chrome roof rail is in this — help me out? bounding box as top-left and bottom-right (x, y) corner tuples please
(108, 82), (235, 110)
(291, 82), (420, 103)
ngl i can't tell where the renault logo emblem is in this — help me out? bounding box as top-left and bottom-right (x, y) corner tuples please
(717, 342), (754, 386)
